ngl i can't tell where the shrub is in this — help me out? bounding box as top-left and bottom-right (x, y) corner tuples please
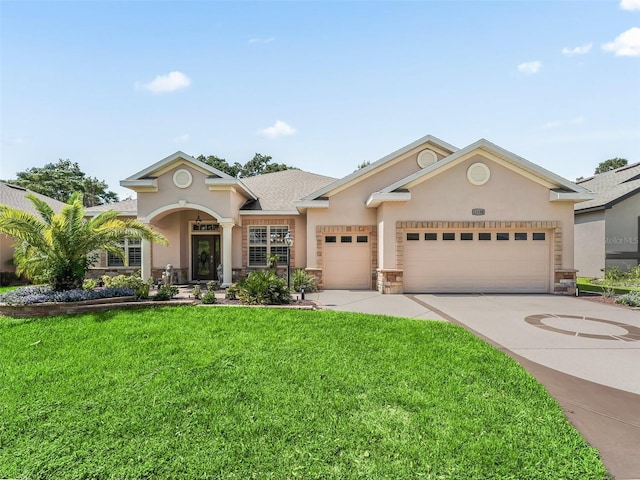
(237, 270), (291, 305)
(153, 284), (179, 301)
(291, 268), (317, 293)
(206, 280), (218, 292)
(192, 285), (202, 300)
(82, 278), (98, 291)
(201, 290), (217, 304)
(102, 274), (152, 299)
(616, 292), (640, 307)
(604, 266), (625, 282)
(0, 285), (135, 306)
(225, 284), (239, 300)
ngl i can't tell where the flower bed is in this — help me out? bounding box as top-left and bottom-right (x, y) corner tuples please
(0, 285), (138, 318)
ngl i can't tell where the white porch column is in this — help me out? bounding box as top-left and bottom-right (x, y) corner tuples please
(220, 222), (234, 287)
(141, 239), (152, 281)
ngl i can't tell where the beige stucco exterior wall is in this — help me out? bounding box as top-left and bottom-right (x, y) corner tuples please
(376, 155), (576, 273)
(574, 210), (606, 278)
(305, 148), (437, 268)
(136, 164), (244, 222)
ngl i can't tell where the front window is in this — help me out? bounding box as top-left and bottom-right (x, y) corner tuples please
(107, 238), (142, 267)
(248, 226), (290, 266)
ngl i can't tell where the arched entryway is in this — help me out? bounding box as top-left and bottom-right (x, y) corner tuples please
(140, 202), (235, 286)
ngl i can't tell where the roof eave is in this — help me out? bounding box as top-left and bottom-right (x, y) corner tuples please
(366, 191), (412, 208)
(301, 134), (458, 201)
(120, 179), (158, 192)
(549, 191), (597, 203)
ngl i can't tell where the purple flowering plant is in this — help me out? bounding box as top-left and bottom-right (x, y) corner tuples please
(0, 285), (135, 306)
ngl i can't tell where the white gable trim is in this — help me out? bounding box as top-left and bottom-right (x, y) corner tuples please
(123, 151), (236, 181)
(378, 139), (591, 196)
(300, 134), (458, 201)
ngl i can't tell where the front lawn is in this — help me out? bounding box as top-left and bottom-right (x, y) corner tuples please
(0, 308), (607, 479)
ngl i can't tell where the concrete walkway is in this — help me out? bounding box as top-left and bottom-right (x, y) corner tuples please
(316, 291), (640, 480)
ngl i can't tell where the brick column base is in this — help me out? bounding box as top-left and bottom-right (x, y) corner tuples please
(377, 269), (404, 294)
(306, 268), (323, 290)
(554, 269), (577, 295)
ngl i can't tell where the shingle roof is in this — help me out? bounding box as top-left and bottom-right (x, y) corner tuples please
(240, 169), (336, 212)
(575, 162), (640, 212)
(0, 182), (66, 217)
(85, 199), (138, 215)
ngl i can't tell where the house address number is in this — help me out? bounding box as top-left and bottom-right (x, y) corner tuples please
(472, 208), (485, 216)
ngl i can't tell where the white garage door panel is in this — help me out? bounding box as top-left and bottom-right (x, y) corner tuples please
(324, 240), (371, 290)
(404, 233), (550, 293)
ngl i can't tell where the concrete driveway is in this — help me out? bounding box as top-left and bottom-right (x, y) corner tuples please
(315, 291), (640, 480)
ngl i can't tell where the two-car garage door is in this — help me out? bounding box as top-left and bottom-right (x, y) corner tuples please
(403, 229), (551, 293)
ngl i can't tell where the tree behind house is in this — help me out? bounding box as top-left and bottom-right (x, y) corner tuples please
(9, 159), (119, 206)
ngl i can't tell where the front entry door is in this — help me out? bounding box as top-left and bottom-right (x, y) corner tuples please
(192, 235), (221, 281)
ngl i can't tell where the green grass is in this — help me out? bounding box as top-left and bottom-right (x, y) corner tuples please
(577, 277), (640, 294)
(0, 307), (607, 479)
(0, 285), (20, 294)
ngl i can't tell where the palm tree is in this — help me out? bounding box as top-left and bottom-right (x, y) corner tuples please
(0, 192), (167, 291)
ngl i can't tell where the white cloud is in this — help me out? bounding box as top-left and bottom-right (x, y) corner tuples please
(258, 120), (297, 139)
(562, 43), (592, 56)
(603, 27), (640, 56)
(249, 37), (275, 44)
(137, 71), (191, 94)
(517, 61), (542, 75)
(173, 133), (190, 142)
(620, 0), (640, 11)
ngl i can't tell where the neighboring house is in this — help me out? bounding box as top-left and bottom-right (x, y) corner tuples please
(0, 182), (66, 276)
(87, 135), (593, 294)
(574, 162), (640, 278)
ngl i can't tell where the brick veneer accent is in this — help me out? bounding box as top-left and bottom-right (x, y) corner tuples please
(241, 217), (296, 271)
(314, 225), (378, 290)
(393, 220), (573, 295)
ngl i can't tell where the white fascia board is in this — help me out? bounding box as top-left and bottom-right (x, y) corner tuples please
(366, 191), (411, 208)
(239, 210), (300, 216)
(300, 134), (459, 201)
(475, 139), (591, 193)
(120, 179), (158, 191)
(379, 138), (590, 194)
(205, 178), (257, 200)
(549, 191), (597, 202)
(123, 151), (236, 181)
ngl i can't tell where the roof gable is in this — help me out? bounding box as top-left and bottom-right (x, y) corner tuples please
(301, 134), (458, 201)
(123, 151), (235, 181)
(379, 139), (590, 194)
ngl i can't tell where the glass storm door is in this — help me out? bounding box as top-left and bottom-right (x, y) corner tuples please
(192, 235), (220, 281)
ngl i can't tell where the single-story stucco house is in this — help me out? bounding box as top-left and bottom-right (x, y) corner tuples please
(574, 162), (640, 278)
(86, 135), (594, 294)
(0, 182), (66, 280)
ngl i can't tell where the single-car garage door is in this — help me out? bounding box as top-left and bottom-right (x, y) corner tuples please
(324, 234), (371, 289)
(404, 230), (550, 293)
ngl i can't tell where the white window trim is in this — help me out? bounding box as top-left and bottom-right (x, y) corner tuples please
(107, 238), (142, 268)
(248, 225), (290, 267)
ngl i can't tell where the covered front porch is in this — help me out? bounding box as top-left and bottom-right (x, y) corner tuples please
(140, 204), (236, 286)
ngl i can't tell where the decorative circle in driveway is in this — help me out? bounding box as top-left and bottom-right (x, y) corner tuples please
(525, 314), (640, 342)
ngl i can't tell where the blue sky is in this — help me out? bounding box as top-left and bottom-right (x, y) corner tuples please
(2, 0), (639, 200)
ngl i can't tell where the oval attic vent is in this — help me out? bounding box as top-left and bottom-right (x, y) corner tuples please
(467, 162), (491, 186)
(417, 149), (438, 169)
